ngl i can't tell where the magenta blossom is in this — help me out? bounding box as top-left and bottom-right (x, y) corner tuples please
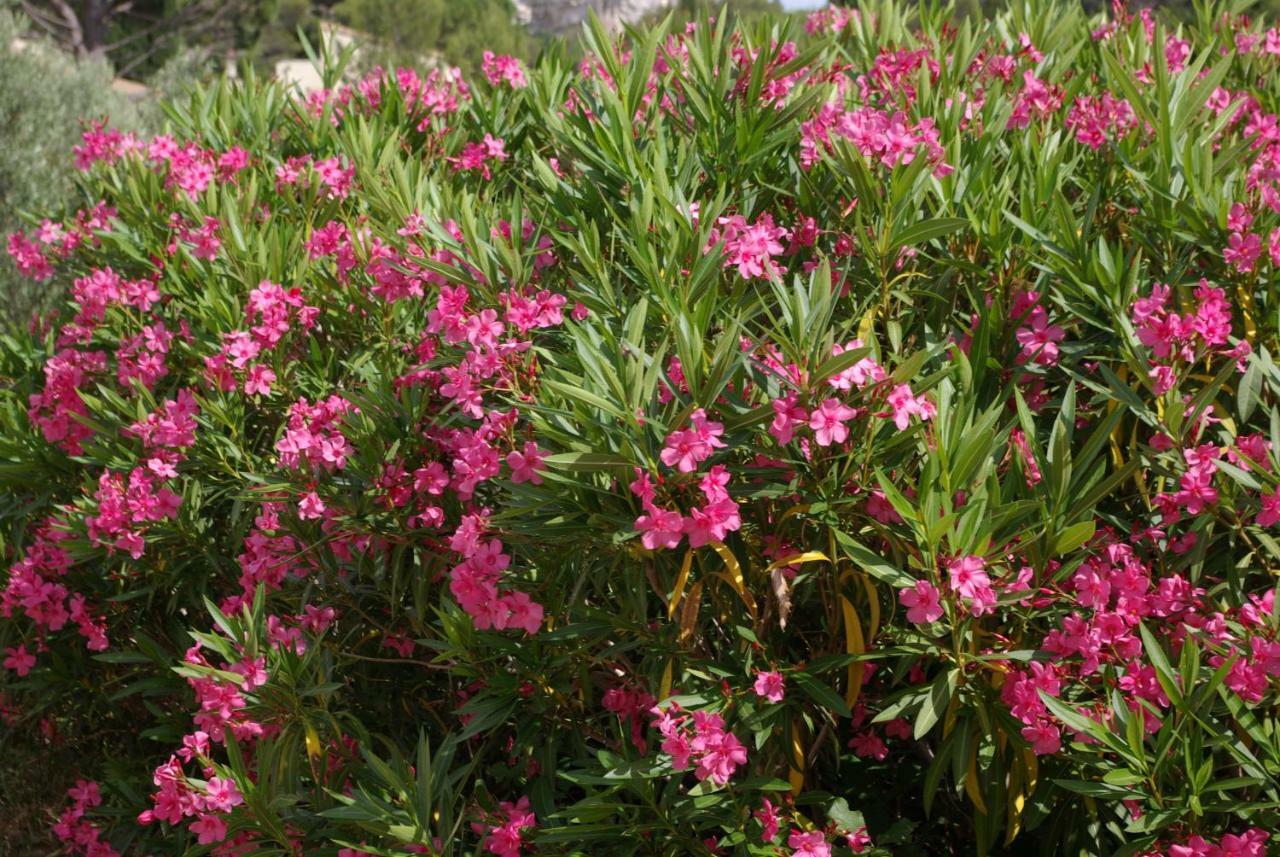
(899, 580), (944, 624)
(753, 670), (785, 703)
(809, 398), (857, 446)
(885, 384), (935, 430)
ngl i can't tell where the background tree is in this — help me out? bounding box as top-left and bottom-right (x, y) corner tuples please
(16, 0), (276, 76)
(330, 0), (531, 75)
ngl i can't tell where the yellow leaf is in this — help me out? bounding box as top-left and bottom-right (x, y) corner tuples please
(679, 580), (704, 643)
(839, 595), (866, 708)
(857, 307), (876, 343)
(1022, 747), (1038, 794)
(711, 541), (757, 619)
(1109, 401), (1125, 470)
(1005, 750), (1025, 846)
(668, 548), (694, 621)
(761, 551), (830, 576)
(1239, 284), (1258, 344)
(942, 691), (960, 738)
(778, 504), (810, 525)
(659, 658), (673, 700)
(965, 741), (988, 815)
(860, 574), (880, 642)
(305, 721), (321, 760)
(789, 723), (805, 794)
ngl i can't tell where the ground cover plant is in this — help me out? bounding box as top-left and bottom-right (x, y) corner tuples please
(5, 0), (1280, 853)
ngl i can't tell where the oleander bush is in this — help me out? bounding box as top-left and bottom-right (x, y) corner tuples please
(7, 1), (1280, 854)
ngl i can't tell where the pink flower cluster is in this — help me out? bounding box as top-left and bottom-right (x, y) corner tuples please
(713, 212), (790, 280)
(52, 780), (120, 857)
(205, 280), (318, 394)
(1131, 281), (1241, 394)
(299, 65), (471, 132)
(449, 527), (543, 635)
(754, 797), (872, 854)
(800, 103), (952, 176)
(1162, 829), (1269, 857)
(650, 703), (748, 786)
(753, 669), (786, 703)
(84, 467), (181, 559)
(1007, 72), (1064, 129)
(1012, 291), (1066, 367)
(634, 465), (741, 552)
(2, 524), (106, 652)
(139, 636), (280, 846)
(6, 203), (114, 284)
(1005, 523), (1280, 762)
(453, 134), (508, 179)
(1064, 93), (1138, 149)
(275, 395), (356, 473)
(603, 684), (657, 752)
(482, 52), (528, 89)
(474, 796), (537, 857)
(762, 342), (934, 451)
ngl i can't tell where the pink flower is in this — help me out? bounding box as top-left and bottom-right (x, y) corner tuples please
(201, 777), (244, 812)
(695, 728), (748, 785)
(847, 827), (873, 854)
(660, 409), (725, 472)
(899, 581), (943, 624)
(809, 398), (857, 447)
(1064, 93), (1137, 148)
(502, 591), (544, 635)
(787, 829), (831, 857)
(506, 442), (548, 484)
(1015, 307), (1066, 366)
(753, 670), (785, 703)
(1020, 720), (1061, 755)
(885, 384), (935, 430)
(850, 731), (888, 760)
(189, 812), (228, 845)
(1168, 837), (1216, 857)
(1219, 830), (1269, 857)
(298, 491), (326, 520)
(314, 156), (355, 200)
(244, 364), (275, 396)
(754, 798), (780, 842)
(683, 497), (741, 548)
(718, 213), (789, 280)
(1225, 231), (1262, 273)
(3, 645), (36, 676)
(948, 555), (996, 615)
(1228, 202), (1253, 232)
(769, 395), (808, 445)
(482, 52), (528, 89)
(636, 506), (684, 550)
(1260, 490), (1280, 527)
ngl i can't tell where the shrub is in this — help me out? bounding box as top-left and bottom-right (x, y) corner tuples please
(0, 6), (154, 324)
(4, 1), (1280, 855)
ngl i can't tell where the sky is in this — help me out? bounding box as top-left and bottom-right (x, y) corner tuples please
(779, 0), (826, 8)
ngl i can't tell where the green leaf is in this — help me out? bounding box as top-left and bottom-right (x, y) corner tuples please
(832, 530), (915, 588)
(543, 452), (633, 472)
(793, 671), (852, 718)
(914, 670), (955, 740)
(890, 217), (968, 252)
(1053, 520), (1096, 556)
